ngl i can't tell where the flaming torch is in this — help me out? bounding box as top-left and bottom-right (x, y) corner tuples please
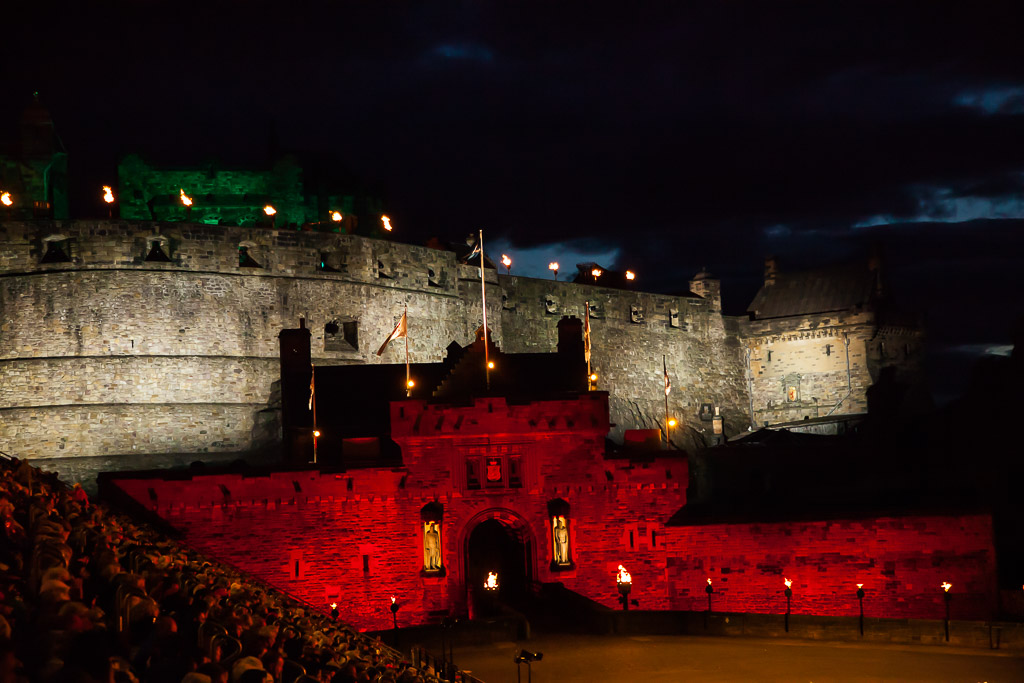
(942, 582), (952, 641)
(484, 572), (499, 591)
(1, 191), (11, 219)
(329, 602), (339, 621)
(179, 189), (193, 221)
(616, 565), (632, 611)
(856, 584), (865, 636)
(784, 578), (793, 632)
(381, 214), (393, 232)
(548, 261), (559, 280)
(264, 204), (277, 229)
(330, 210), (343, 227)
(501, 254), (512, 275)
(390, 595), (400, 631)
(591, 267), (602, 282)
(102, 186), (115, 218)
(625, 270), (635, 282)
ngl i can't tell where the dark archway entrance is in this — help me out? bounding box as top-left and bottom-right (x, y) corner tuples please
(465, 518), (531, 617)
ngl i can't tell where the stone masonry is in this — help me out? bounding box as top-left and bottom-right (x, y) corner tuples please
(0, 220), (896, 460)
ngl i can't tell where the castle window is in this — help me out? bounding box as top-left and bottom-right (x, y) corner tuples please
(145, 238), (171, 262)
(318, 252), (339, 272)
(324, 319), (358, 352)
(669, 308), (680, 328)
(545, 296), (559, 314)
(825, 343), (833, 357)
(377, 260), (392, 279)
(239, 245), (262, 268)
(428, 267), (446, 287)
(630, 305), (644, 324)
(40, 235), (72, 264)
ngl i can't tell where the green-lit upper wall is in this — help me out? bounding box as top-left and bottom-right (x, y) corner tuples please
(0, 96), (69, 220)
(118, 154), (312, 226)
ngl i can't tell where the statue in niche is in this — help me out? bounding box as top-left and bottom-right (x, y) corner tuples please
(423, 521), (442, 571)
(552, 516), (570, 565)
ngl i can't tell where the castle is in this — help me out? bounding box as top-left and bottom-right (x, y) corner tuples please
(0, 219), (921, 461)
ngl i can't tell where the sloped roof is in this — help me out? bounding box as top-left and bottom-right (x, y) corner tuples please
(747, 263), (877, 319)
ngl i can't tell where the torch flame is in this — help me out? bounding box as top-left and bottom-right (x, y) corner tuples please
(942, 582), (952, 592)
(548, 262), (559, 271)
(484, 572), (498, 590)
(1, 192), (12, 207)
(625, 270), (635, 280)
(330, 602), (337, 609)
(391, 596), (396, 604)
(179, 189), (192, 207)
(264, 205), (276, 216)
(381, 215), (392, 231)
(707, 577), (712, 585)
(856, 583), (863, 589)
(331, 211), (343, 222)
(591, 268), (603, 279)
(784, 578), (793, 589)
(616, 565), (631, 584)
(501, 254), (512, 268)
(102, 186), (115, 204)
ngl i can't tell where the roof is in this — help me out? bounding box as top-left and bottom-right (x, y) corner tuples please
(747, 262), (877, 319)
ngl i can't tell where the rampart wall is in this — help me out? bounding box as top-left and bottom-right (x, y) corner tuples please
(0, 219), (864, 460)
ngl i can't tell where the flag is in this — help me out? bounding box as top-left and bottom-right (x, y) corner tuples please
(663, 356), (671, 396)
(464, 240), (481, 263)
(376, 311), (408, 356)
(583, 303), (592, 364)
(308, 365), (315, 410)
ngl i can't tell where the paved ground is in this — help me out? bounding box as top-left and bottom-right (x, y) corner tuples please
(453, 633), (1024, 683)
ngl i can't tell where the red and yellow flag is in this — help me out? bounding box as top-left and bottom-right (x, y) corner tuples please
(376, 311), (408, 356)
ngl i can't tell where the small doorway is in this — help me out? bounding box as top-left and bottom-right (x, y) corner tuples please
(465, 518), (531, 616)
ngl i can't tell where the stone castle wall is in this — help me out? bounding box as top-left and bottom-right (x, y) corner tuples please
(1, 219), (864, 460)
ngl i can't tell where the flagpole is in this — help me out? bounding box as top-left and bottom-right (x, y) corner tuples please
(404, 305), (411, 397)
(584, 300), (591, 390)
(663, 355), (670, 448)
(311, 363), (318, 464)
(480, 229), (490, 390)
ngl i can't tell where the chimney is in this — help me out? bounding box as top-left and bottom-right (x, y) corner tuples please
(764, 256), (778, 286)
(557, 316), (584, 358)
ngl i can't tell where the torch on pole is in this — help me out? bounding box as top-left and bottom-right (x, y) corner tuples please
(784, 578), (793, 633)
(856, 584), (865, 637)
(942, 582), (952, 642)
(705, 578), (713, 629)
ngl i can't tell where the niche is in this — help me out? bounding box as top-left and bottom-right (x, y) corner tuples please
(40, 234), (72, 263)
(325, 319), (359, 352)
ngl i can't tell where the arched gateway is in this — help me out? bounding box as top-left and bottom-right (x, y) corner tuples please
(460, 508), (535, 618)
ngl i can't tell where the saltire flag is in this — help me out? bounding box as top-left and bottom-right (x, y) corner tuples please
(376, 311), (408, 356)
(663, 356), (671, 396)
(583, 305), (592, 364)
(464, 240), (482, 263)
(308, 365), (315, 410)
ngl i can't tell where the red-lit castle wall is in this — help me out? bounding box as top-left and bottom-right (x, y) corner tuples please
(662, 514), (997, 621)
(110, 392), (998, 628)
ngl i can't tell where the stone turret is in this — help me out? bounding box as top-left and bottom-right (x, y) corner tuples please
(689, 268), (722, 312)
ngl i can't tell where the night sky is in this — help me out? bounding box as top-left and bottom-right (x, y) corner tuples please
(4, 1), (1023, 401)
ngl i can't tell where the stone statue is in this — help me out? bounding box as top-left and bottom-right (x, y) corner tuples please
(553, 516), (570, 565)
(424, 522), (441, 571)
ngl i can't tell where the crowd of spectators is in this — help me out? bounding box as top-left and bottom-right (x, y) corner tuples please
(0, 455), (449, 683)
